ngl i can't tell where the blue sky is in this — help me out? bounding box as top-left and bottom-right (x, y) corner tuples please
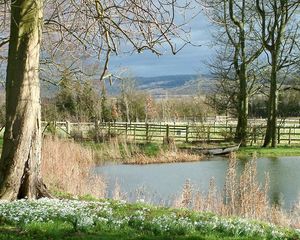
(110, 11), (215, 77)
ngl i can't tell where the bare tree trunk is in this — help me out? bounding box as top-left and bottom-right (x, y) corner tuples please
(0, 0), (44, 200)
(235, 64), (248, 146)
(263, 56), (278, 147)
(124, 95), (130, 122)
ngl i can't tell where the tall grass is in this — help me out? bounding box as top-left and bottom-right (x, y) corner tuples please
(174, 153), (300, 228)
(123, 151), (202, 164)
(91, 138), (203, 165)
(41, 137), (106, 198)
(92, 138), (140, 164)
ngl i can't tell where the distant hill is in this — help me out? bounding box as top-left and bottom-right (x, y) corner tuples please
(41, 74), (215, 98)
(138, 74), (198, 89)
(107, 74), (215, 97)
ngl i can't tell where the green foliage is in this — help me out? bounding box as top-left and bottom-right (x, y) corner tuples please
(76, 82), (100, 121)
(278, 90), (300, 117)
(49, 72), (103, 122)
(100, 84), (111, 122)
(56, 73), (77, 118)
(249, 90), (300, 118)
(139, 143), (161, 157)
(117, 92), (147, 122)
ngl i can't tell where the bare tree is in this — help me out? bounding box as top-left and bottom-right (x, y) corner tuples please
(201, 0), (263, 146)
(256, 0), (300, 147)
(0, 0), (193, 200)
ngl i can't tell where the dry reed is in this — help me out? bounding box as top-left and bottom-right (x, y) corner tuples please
(41, 137), (106, 198)
(174, 152), (300, 228)
(93, 137), (203, 165)
(94, 138), (139, 164)
(123, 149), (203, 165)
(112, 179), (127, 201)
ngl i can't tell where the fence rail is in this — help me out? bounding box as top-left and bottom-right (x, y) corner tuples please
(42, 119), (300, 145)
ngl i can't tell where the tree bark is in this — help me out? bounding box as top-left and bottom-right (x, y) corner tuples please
(263, 54), (278, 147)
(227, 0), (250, 147)
(0, 0), (44, 200)
(235, 66), (248, 146)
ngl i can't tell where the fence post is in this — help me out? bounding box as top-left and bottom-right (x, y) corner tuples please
(66, 121), (71, 135)
(166, 124), (169, 141)
(253, 126), (257, 144)
(207, 126), (211, 142)
(277, 126), (280, 144)
(125, 123), (128, 140)
(54, 121), (57, 134)
(185, 125), (189, 143)
(289, 127), (292, 145)
(108, 122), (111, 140)
(146, 123), (149, 142)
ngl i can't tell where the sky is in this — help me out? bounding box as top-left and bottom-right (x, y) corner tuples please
(110, 10), (215, 78)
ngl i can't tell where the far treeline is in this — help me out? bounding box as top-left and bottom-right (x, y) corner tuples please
(40, 73), (300, 126)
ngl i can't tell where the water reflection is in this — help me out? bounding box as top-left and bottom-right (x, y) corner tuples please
(95, 156), (300, 209)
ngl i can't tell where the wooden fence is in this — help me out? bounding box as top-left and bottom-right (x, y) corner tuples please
(43, 119), (300, 145)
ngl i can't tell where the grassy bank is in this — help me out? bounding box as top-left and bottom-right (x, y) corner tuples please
(83, 140), (203, 164)
(237, 145), (300, 158)
(0, 198), (299, 240)
(84, 140), (300, 165)
(1, 137), (299, 163)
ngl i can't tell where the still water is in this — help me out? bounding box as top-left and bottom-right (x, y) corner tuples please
(95, 156), (300, 208)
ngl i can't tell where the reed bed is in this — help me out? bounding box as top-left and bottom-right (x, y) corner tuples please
(174, 153), (300, 228)
(123, 151), (202, 165)
(41, 137), (106, 198)
(92, 138), (140, 164)
(92, 138), (204, 165)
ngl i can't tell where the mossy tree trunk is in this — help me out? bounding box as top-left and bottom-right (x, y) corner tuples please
(227, 0), (250, 147)
(256, 0), (299, 148)
(235, 63), (248, 147)
(0, 0), (44, 200)
(263, 53), (278, 147)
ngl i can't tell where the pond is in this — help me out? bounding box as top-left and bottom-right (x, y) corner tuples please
(95, 156), (300, 209)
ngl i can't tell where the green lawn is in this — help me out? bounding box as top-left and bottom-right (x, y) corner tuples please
(238, 145), (300, 157)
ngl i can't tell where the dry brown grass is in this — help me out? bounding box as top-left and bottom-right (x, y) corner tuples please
(93, 138), (140, 164)
(174, 152), (300, 228)
(93, 138), (203, 165)
(41, 137), (106, 198)
(123, 151), (203, 165)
